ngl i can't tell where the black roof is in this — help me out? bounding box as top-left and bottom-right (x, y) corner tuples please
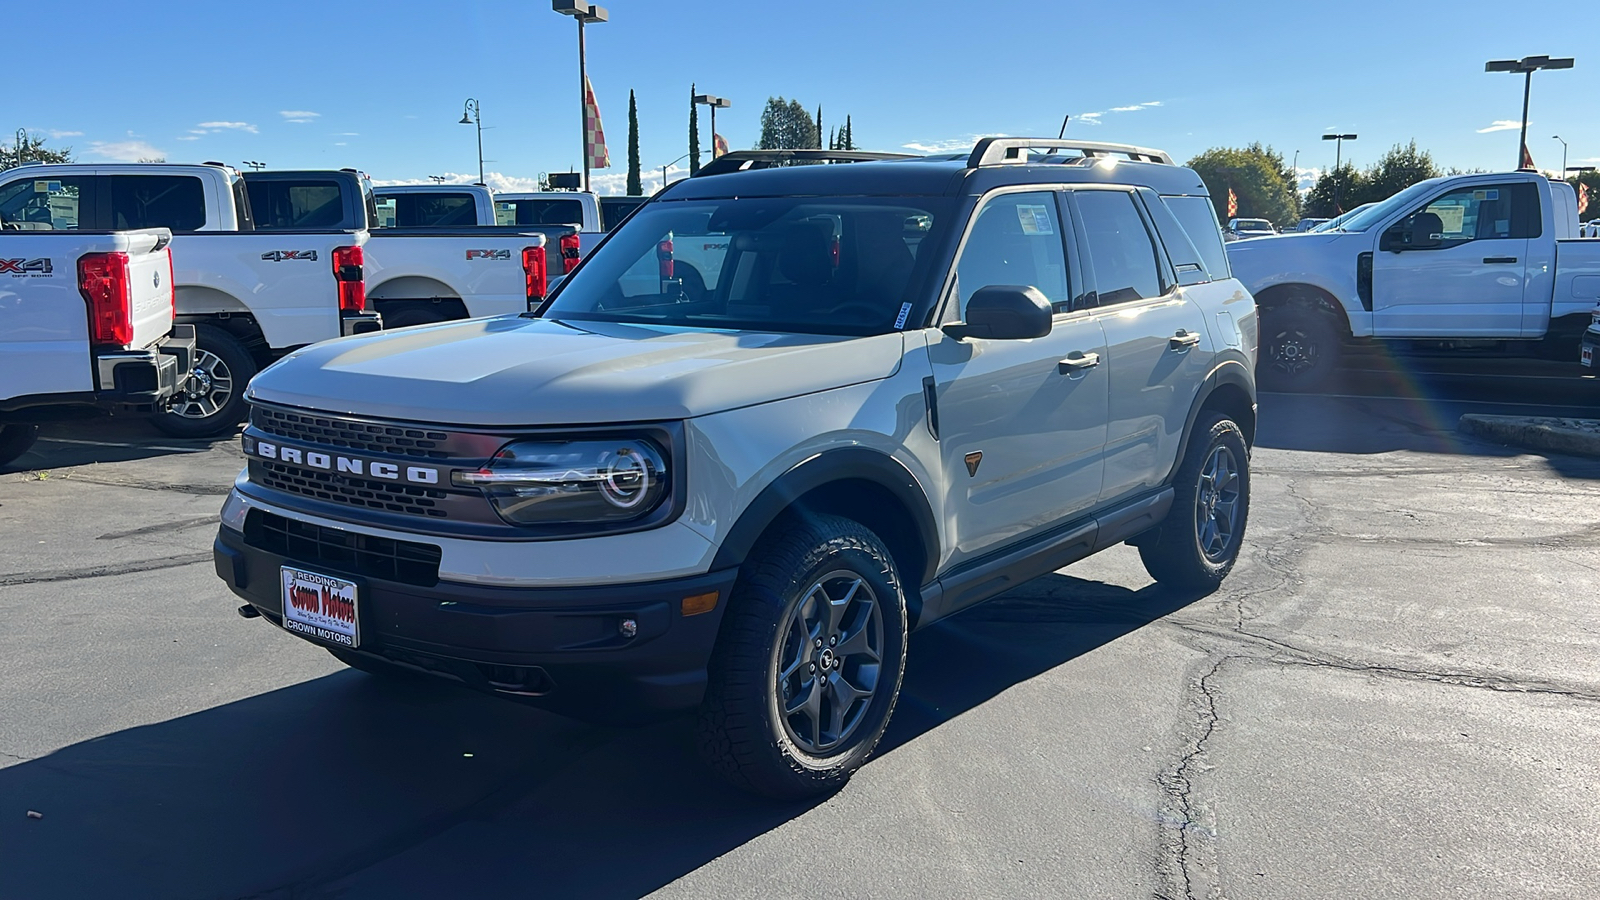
(663, 156), (1208, 201)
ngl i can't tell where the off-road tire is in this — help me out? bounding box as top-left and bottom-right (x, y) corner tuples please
(151, 324), (256, 438)
(0, 424), (40, 468)
(1138, 413), (1250, 592)
(697, 514), (908, 799)
(1259, 305), (1340, 392)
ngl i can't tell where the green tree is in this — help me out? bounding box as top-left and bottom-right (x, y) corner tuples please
(1362, 140), (1440, 204)
(688, 83), (701, 176)
(758, 97), (818, 150)
(1303, 163), (1366, 218)
(816, 105), (823, 149)
(841, 115), (854, 151)
(1, 133), (72, 169)
(626, 89), (642, 196)
(1185, 145), (1298, 226)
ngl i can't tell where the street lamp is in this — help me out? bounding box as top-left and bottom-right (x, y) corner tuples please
(694, 93), (732, 158)
(242, 160), (266, 171)
(1322, 133), (1357, 214)
(1553, 135), (1568, 178)
(553, 1), (609, 192)
(13, 129), (26, 165)
(1485, 55), (1574, 169)
(428, 175), (447, 184)
(460, 99), (484, 186)
(659, 152), (690, 192)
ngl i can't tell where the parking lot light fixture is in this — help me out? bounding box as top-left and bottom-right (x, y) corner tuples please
(1321, 133), (1357, 213)
(242, 160), (266, 171)
(554, 1), (609, 192)
(460, 99), (483, 186)
(693, 93), (732, 158)
(1485, 56), (1574, 169)
(1553, 136), (1568, 178)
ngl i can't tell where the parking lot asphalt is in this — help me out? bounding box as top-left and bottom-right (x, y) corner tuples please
(2, 356), (1598, 900)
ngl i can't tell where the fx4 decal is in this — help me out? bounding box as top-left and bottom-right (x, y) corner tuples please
(0, 258), (52, 275)
(261, 250), (319, 262)
(465, 249), (512, 260)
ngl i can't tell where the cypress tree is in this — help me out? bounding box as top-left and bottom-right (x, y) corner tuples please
(689, 83), (701, 176)
(626, 90), (642, 196)
(816, 105), (823, 149)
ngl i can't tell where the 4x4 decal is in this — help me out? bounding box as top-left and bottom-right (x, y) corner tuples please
(465, 249), (512, 260)
(261, 250), (319, 262)
(0, 258), (52, 275)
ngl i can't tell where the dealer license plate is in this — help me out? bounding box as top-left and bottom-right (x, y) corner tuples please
(280, 566), (360, 648)
(1583, 344), (1593, 368)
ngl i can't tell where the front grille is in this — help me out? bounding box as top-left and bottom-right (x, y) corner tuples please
(244, 509), (441, 586)
(256, 460), (450, 518)
(252, 405), (452, 460)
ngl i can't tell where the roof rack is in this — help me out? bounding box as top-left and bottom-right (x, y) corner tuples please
(695, 149), (919, 178)
(967, 138), (1173, 168)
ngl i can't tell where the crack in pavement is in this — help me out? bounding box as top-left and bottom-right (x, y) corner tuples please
(1154, 655), (1235, 900)
(0, 553), (212, 586)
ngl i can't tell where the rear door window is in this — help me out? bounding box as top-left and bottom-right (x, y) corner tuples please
(380, 192), (478, 227)
(247, 180), (348, 230)
(1073, 189), (1163, 306)
(0, 176), (92, 230)
(108, 175), (208, 231)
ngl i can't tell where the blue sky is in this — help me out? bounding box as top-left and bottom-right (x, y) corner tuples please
(7, 0), (1594, 194)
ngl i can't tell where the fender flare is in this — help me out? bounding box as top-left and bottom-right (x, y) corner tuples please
(1164, 357), (1257, 484)
(709, 448), (941, 588)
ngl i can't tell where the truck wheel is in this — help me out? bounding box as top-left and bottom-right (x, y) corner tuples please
(697, 514), (908, 799)
(0, 425), (40, 468)
(381, 305), (447, 329)
(1137, 413), (1250, 592)
(1259, 306), (1340, 392)
(151, 325), (256, 438)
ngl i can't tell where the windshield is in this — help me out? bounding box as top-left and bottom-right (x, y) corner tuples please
(1326, 180), (1446, 233)
(541, 196), (952, 335)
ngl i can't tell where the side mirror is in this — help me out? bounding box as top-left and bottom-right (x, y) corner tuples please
(943, 285), (1053, 341)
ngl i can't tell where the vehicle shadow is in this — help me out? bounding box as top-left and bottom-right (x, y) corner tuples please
(0, 417), (238, 474)
(0, 573), (1201, 900)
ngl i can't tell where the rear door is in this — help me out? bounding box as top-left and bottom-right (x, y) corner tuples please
(1069, 187), (1210, 505)
(926, 190), (1108, 570)
(1371, 181), (1539, 337)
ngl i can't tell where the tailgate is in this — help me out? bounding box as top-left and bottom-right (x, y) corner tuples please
(123, 229), (175, 350)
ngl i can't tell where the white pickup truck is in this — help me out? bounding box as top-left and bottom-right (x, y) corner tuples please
(0, 228), (194, 466)
(1227, 171), (1600, 389)
(0, 163), (377, 436)
(247, 171), (558, 328)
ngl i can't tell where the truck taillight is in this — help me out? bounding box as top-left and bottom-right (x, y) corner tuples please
(560, 232), (582, 274)
(79, 251), (133, 347)
(332, 245), (365, 312)
(657, 238), (674, 279)
(522, 245), (548, 302)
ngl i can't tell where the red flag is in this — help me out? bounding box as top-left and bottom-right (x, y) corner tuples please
(1226, 187), (1238, 217)
(1580, 183), (1591, 216)
(713, 133), (729, 159)
(584, 75), (610, 169)
(1519, 142), (1535, 171)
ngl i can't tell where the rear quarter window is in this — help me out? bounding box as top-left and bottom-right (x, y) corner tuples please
(1163, 195), (1230, 280)
(247, 180), (349, 230)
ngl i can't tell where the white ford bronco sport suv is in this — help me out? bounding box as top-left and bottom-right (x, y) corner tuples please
(213, 139), (1258, 798)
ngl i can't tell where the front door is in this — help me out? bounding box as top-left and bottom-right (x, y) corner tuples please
(1371, 181), (1538, 338)
(926, 191), (1108, 570)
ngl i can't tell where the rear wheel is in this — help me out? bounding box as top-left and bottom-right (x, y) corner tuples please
(697, 514), (908, 799)
(381, 303), (449, 329)
(1137, 413), (1250, 592)
(1259, 306), (1340, 392)
(0, 424), (40, 468)
(151, 324), (256, 438)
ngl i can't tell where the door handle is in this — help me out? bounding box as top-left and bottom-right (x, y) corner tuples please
(1169, 329), (1202, 350)
(1058, 352), (1100, 374)
(1482, 256), (1518, 264)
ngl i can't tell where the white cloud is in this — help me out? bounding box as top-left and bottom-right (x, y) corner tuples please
(900, 133), (1006, 154)
(1141, 101), (1162, 107)
(1477, 120), (1523, 133)
(334, 132), (359, 136)
(188, 129), (209, 135)
(334, 142), (347, 146)
(1110, 106), (1143, 112)
(1075, 112), (1104, 126)
(280, 110), (320, 123)
(175, 136), (201, 141)
(197, 121), (258, 133)
(47, 129), (83, 139)
(87, 140), (168, 162)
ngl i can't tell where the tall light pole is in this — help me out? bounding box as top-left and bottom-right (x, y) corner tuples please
(1553, 135), (1568, 178)
(242, 160), (266, 171)
(554, 1), (609, 192)
(1486, 56), (1574, 169)
(659, 152), (690, 192)
(1322, 133), (1357, 214)
(13, 129), (26, 166)
(694, 93), (732, 158)
(460, 99), (484, 186)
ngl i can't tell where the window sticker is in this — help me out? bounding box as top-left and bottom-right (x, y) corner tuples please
(1016, 204), (1054, 235)
(894, 302), (912, 329)
(1473, 189), (1499, 201)
(1433, 206), (1465, 234)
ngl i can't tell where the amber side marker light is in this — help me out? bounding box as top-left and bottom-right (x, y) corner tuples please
(682, 591), (719, 617)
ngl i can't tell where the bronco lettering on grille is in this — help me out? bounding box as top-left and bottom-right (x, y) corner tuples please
(246, 437), (440, 485)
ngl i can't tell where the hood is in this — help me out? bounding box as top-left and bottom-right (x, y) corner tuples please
(1225, 230), (1365, 293)
(247, 316), (906, 426)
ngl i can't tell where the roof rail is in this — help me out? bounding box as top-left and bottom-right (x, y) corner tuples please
(967, 138), (1173, 168)
(696, 149), (919, 178)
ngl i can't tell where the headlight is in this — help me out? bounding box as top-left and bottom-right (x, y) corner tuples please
(453, 438), (669, 525)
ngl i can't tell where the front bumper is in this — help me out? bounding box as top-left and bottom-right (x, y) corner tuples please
(0, 325), (196, 423)
(214, 522), (737, 723)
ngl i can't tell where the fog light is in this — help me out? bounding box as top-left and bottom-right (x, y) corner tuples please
(619, 617), (638, 639)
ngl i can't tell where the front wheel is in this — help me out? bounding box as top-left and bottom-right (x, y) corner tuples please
(0, 424), (40, 468)
(1137, 413), (1250, 592)
(697, 514), (908, 799)
(1258, 306), (1340, 392)
(151, 324), (257, 439)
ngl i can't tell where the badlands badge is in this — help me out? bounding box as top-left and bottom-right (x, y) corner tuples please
(280, 566), (359, 648)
